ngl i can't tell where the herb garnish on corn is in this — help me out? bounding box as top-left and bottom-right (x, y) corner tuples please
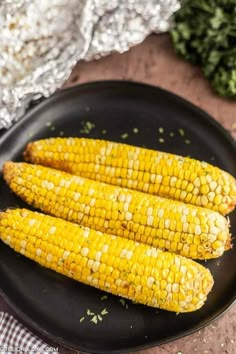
(0, 208), (214, 313)
(24, 138), (236, 215)
(3, 162), (231, 260)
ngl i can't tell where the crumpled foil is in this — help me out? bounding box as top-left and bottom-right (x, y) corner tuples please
(0, 0), (180, 130)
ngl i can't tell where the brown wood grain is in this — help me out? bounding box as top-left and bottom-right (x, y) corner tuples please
(66, 34), (236, 139)
(1, 33), (236, 354)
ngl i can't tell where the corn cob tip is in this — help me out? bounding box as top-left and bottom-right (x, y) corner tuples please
(3, 161), (16, 184)
(23, 142), (33, 162)
(0, 208), (19, 222)
(225, 217), (232, 251)
(225, 237), (232, 251)
(0, 208), (15, 219)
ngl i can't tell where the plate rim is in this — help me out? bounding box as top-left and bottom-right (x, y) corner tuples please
(0, 80), (236, 353)
(1, 80), (235, 150)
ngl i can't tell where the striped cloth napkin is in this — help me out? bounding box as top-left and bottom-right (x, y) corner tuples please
(0, 312), (58, 353)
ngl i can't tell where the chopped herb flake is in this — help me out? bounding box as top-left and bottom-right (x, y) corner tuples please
(101, 295), (108, 301)
(121, 133), (129, 139)
(130, 325), (133, 328)
(159, 138), (165, 143)
(80, 121), (95, 134)
(59, 131), (64, 136)
(125, 304), (129, 309)
(45, 122), (52, 127)
(50, 126), (56, 131)
(98, 314), (103, 321)
(185, 139), (191, 144)
(133, 127), (139, 133)
(119, 299), (126, 306)
(87, 309), (95, 316)
(87, 121), (94, 129)
(90, 315), (98, 324)
(170, 132), (174, 137)
(178, 128), (185, 136)
(101, 308), (108, 315)
(80, 317), (85, 323)
(102, 129), (107, 135)
(158, 127), (164, 133)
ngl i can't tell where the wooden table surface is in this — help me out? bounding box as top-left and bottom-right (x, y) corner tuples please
(1, 34), (236, 354)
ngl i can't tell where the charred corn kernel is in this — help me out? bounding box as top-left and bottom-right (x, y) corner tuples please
(0, 208), (214, 312)
(24, 138), (236, 215)
(3, 162), (231, 260)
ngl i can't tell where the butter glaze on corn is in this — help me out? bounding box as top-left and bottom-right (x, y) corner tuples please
(0, 208), (214, 313)
(3, 162), (231, 260)
(24, 138), (236, 215)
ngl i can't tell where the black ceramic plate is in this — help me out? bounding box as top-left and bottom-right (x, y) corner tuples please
(0, 81), (235, 354)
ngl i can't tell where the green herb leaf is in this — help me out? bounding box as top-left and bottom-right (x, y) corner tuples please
(121, 133), (129, 139)
(178, 128), (185, 137)
(90, 315), (98, 324)
(171, 0), (236, 98)
(87, 309), (95, 316)
(80, 121), (95, 134)
(101, 295), (108, 301)
(101, 308), (108, 315)
(119, 299), (126, 306)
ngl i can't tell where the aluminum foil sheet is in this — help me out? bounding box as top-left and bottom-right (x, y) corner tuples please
(0, 0), (180, 130)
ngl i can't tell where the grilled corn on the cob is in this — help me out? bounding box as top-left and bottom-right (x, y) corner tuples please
(24, 138), (236, 215)
(3, 162), (231, 260)
(0, 208), (214, 313)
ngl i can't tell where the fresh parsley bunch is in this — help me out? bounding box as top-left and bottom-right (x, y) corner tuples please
(171, 0), (236, 98)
